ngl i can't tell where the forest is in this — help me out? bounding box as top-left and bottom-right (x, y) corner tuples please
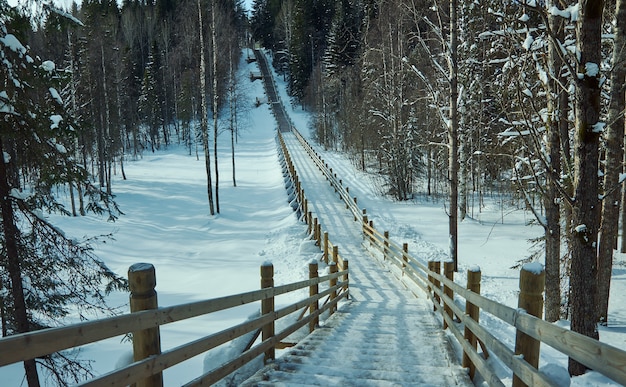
(0, 0), (624, 384)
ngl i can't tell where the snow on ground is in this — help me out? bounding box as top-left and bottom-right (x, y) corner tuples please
(1, 49), (625, 386)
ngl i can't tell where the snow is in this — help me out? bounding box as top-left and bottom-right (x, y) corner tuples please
(41, 60), (56, 73)
(0, 50), (624, 387)
(523, 33), (534, 50)
(0, 90), (15, 114)
(49, 87), (63, 105)
(523, 262), (544, 275)
(586, 62), (600, 77)
(575, 224), (588, 233)
(49, 114), (62, 129)
(0, 33), (27, 56)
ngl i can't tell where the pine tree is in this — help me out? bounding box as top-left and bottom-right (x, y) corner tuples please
(1, 5), (126, 385)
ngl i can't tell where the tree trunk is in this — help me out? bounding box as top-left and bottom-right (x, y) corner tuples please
(198, 0), (215, 215)
(459, 127), (467, 220)
(597, 0), (626, 326)
(0, 138), (41, 386)
(212, 0), (220, 214)
(449, 0), (459, 272)
(100, 44), (112, 195)
(544, 1), (565, 323)
(568, 0), (603, 376)
(230, 47), (237, 187)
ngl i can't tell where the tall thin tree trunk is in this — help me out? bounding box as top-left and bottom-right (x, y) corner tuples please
(212, 0), (220, 213)
(544, 2), (565, 323)
(597, 0), (626, 326)
(459, 127), (467, 220)
(569, 0), (603, 376)
(100, 45), (112, 195)
(230, 48), (237, 187)
(449, 0), (459, 271)
(0, 138), (40, 387)
(198, 0), (215, 215)
(68, 30), (79, 217)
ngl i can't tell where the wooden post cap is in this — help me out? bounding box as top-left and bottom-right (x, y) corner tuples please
(128, 263), (156, 296)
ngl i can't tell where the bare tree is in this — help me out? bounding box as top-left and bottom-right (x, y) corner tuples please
(198, 0), (216, 215)
(212, 0), (221, 214)
(448, 0), (459, 271)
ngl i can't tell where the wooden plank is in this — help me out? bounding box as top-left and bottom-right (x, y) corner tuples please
(442, 292), (554, 387)
(440, 305), (504, 387)
(0, 271), (347, 367)
(81, 282), (348, 387)
(182, 291), (348, 386)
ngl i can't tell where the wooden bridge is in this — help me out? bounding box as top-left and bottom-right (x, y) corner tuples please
(1, 50), (626, 386)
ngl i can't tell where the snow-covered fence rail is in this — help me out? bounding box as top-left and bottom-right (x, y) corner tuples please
(0, 262), (348, 386)
(359, 219), (626, 386)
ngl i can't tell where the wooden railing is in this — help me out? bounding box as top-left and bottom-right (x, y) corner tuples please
(285, 124), (626, 386)
(0, 261), (348, 386)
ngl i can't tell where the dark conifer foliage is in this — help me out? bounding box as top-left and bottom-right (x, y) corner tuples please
(1, 3), (126, 384)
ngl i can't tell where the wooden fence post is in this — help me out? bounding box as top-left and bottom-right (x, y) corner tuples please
(332, 245), (338, 265)
(329, 263), (337, 315)
(303, 199), (308, 224)
(313, 218), (319, 243)
(402, 243), (408, 273)
(316, 223), (322, 247)
(369, 221), (374, 244)
(309, 262), (319, 332)
(362, 215), (368, 239)
(428, 261), (436, 308)
(463, 267), (481, 380)
(307, 211), (312, 233)
(296, 180), (302, 204)
(443, 261), (454, 329)
(433, 261), (441, 307)
(324, 232), (329, 263)
(261, 263), (275, 362)
(343, 259), (349, 298)
(512, 264), (545, 387)
(129, 263), (163, 387)
(383, 231), (389, 259)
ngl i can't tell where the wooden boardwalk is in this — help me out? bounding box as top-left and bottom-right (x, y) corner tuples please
(254, 50), (292, 133)
(242, 51), (473, 386)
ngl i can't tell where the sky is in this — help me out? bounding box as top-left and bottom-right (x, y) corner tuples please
(0, 47), (624, 385)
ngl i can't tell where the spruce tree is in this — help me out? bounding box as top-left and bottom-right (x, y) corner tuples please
(1, 5), (126, 385)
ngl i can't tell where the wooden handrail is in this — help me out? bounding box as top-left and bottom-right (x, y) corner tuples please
(0, 269), (347, 367)
(0, 260), (349, 387)
(362, 216), (626, 384)
(282, 119), (626, 385)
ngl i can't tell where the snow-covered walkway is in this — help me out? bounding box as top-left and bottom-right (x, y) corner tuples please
(242, 51), (473, 386)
